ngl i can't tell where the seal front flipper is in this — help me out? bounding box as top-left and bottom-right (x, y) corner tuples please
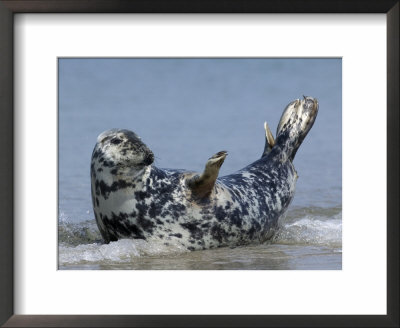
(262, 121), (275, 157)
(186, 151), (227, 199)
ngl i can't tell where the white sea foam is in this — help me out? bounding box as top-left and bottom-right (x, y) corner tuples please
(58, 206), (342, 267)
(58, 238), (189, 266)
(272, 209), (342, 247)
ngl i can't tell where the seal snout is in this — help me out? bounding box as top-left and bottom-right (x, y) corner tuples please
(144, 152), (154, 166)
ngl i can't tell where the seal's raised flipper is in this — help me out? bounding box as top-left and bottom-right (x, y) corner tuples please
(275, 96), (319, 161)
(186, 151), (227, 199)
(262, 121), (275, 157)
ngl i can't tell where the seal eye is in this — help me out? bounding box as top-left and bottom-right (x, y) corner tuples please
(111, 138), (122, 145)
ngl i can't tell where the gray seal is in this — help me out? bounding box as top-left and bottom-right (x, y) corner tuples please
(90, 96), (319, 250)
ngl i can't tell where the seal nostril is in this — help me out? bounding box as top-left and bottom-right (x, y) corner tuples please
(144, 153), (154, 165)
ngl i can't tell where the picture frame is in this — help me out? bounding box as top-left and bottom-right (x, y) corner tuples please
(0, 0), (398, 327)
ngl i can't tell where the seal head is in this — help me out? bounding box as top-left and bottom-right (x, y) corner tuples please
(93, 129), (154, 171)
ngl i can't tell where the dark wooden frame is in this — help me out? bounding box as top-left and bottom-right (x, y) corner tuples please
(0, 1), (398, 327)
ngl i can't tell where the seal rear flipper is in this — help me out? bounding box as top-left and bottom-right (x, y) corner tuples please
(261, 121), (275, 157)
(186, 151), (227, 199)
(274, 96), (319, 161)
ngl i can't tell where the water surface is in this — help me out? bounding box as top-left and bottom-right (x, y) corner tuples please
(58, 58), (342, 270)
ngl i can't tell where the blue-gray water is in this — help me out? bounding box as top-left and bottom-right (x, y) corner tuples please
(58, 58), (342, 269)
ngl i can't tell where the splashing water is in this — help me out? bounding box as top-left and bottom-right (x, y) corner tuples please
(272, 206), (342, 247)
(58, 206), (342, 270)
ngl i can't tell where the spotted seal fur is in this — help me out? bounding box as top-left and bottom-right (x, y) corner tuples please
(90, 96), (319, 250)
